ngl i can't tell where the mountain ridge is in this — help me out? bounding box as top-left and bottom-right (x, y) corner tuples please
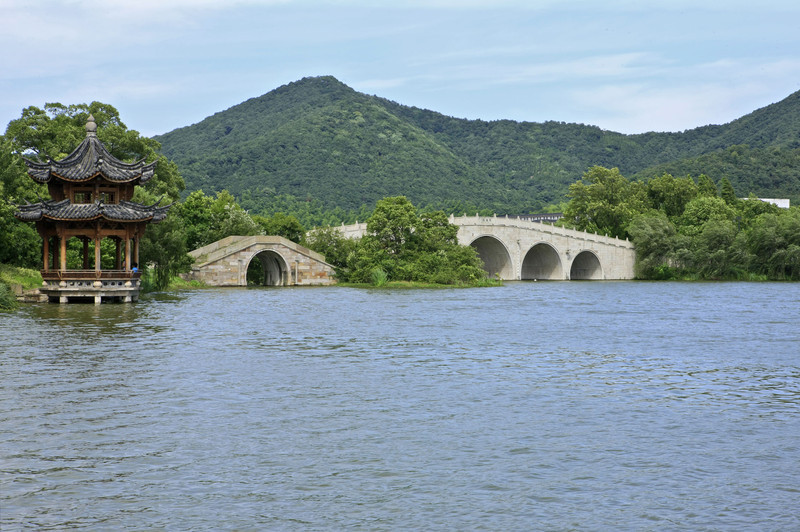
(155, 75), (800, 216)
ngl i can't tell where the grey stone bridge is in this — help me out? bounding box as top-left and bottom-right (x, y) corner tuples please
(186, 235), (335, 286)
(337, 215), (636, 280)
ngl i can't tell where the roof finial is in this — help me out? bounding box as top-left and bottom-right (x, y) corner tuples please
(86, 114), (97, 137)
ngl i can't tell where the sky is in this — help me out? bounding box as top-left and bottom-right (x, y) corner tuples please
(1, 0), (799, 138)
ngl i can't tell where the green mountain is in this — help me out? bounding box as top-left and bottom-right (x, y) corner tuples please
(155, 76), (800, 217)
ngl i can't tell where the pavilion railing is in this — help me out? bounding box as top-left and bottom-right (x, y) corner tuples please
(41, 270), (143, 281)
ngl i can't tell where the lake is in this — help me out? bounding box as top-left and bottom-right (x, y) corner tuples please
(2, 282), (799, 530)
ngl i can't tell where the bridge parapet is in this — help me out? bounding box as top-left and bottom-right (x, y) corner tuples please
(449, 215), (634, 249)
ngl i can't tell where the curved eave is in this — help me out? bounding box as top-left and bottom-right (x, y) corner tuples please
(19, 211), (163, 224)
(23, 136), (157, 184)
(14, 200), (171, 224)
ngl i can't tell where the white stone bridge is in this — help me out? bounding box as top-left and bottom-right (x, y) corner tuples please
(337, 215), (635, 281)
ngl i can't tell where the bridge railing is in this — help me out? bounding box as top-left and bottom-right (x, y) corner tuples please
(334, 216), (633, 249)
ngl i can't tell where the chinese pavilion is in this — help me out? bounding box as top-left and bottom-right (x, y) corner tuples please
(15, 115), (170, 303)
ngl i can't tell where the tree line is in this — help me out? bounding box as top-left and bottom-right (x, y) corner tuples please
(559, 166), (800, 280)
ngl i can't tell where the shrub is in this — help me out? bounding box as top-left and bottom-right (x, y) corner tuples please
(0, 282), (18, 311)
(370, 267), (388, 287)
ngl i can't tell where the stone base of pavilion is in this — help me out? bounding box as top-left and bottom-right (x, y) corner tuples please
(40, 270), (143, 304)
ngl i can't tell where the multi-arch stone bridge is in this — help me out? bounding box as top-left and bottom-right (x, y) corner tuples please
(337, 215), (636, 281)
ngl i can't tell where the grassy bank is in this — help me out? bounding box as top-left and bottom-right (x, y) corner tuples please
(0, 264), (43, 310)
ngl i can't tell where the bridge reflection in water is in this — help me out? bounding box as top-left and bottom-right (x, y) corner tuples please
(337, 215), (635, 281)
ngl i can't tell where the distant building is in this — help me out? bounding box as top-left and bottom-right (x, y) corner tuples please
(750, 198), (791, 208)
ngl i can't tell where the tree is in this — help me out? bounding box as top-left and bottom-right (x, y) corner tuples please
(0, 136), (41, 267)
(646, 173), (698, 219)
(178, 189), (260, 251)
(562, 166), (647, 239)
(627, 211), (678, 279)
(718, 176), (739, 206)
(303, 226), (358, 279)
(691, 219), (740, 278)
(4, 102), (184, 202)
(697, 174), (718, 197)
(348, 196), (488, 285)
(366, 196), (419, 257)
(745, 208), (800, 279)
(137, 190), (194, 291)
(254, 212), (306, 243)
(679, 196), (736, 236)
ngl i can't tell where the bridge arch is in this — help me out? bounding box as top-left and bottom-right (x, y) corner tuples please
(569, 250), (604, 280)
(246, 249), (290, 286)
(469, 235), (514, 279)
(521, 242), (564, 280)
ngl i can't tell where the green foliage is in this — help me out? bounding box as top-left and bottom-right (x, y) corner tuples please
(370, 268), (388, 287)
(745, 209), (800, 279)
(138, 208), (194, 291)
(0, 136), (43, 267)
(366, 195), (419, 257)
(0, 282), (16, 311)
(253, 212), (305, 243)
(0, 199), (40, 267)
(331, 196), (488, 286)
(563, 166), (800, 280)
(562, 166), (647, 239)
(679, 196), (736, 236)
(5, 102), (185, 202)
(303, 225), (358, 278)
(635, 144), (800, 206)
(0, 263), (43, 290)
(627, 211), (678, 278)
(697, 174), (718, 197)
(177, 189), (260, 251)
(645, 173), (698, 220)
(718, 176), (739, 206)
(0, 264), (43, 310)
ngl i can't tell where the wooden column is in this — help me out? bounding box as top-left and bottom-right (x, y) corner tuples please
(115, 239), (122, 270)
(125, 234), (131, 271)
(59, 232), (67, 271)
(94, 229), (101, 273)
(83, 238), (90, 269)
(43, 236), (50, 272)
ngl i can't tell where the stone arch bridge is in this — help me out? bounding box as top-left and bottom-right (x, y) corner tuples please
(186, 217), (635, 286)
(186, 235), (335, 286)
(337, 215), (635, 281)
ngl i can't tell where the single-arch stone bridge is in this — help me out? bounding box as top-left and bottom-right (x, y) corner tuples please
(337, 215), (635, 281)
(186, 235), (335, 286)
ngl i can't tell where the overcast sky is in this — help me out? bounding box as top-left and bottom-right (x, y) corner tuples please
(2, 0), (799, 138)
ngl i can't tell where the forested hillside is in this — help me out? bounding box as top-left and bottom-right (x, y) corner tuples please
(155, 76), (800, 223)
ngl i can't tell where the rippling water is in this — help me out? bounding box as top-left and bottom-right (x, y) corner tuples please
(2, 282), (799, 530)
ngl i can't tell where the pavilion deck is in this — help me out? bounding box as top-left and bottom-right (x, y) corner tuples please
(40, 269), (143, 304)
